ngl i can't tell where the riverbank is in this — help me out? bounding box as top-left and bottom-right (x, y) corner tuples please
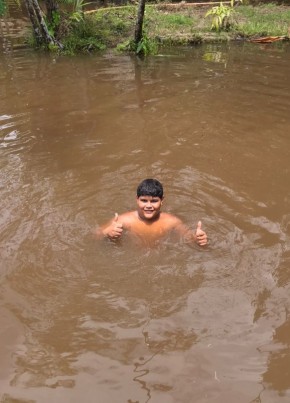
(59, 2), (290, 54)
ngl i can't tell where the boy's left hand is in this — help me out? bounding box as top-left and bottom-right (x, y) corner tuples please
(195, 221), (207, 246)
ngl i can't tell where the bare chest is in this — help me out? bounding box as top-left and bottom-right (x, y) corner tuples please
(125, 220), (173, 242)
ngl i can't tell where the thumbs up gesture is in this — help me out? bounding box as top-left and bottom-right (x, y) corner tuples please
(102, 212), (123, 240)
(195, 220), (207, 246)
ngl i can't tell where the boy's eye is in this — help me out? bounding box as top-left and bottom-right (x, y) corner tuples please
(140, 198), (159, 203)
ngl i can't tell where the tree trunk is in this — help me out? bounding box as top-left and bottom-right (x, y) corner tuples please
(24, 0), (62, 48)
(24, 0), (42, 45)
(134, 0), (146, 45)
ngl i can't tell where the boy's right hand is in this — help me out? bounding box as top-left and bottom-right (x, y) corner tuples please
(103, 213), (123, 240)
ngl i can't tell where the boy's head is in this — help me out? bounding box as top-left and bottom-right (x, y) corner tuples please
(136, 179), (163, 199)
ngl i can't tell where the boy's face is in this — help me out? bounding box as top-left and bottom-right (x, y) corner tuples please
(136, 195), (163, 221)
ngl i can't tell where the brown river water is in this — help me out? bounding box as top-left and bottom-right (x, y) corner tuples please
(1, 33), (290, 403)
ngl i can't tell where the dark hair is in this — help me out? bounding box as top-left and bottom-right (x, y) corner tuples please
(137, 179), (163, 198)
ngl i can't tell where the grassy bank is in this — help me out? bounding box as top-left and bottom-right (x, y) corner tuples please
(56, 3), (290, 54)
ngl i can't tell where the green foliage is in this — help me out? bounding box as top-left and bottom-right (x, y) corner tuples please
(58, 7), (135, 54)
(46, 11), (61, 37)
(0, 0), (6, 16)
(24, 2), (290, 54)
(62, 16), (106, 53)
(44, 0), (93, 44)
(0, 0), (22, 16)
(48, 42), (60, 52)
(69, 0), (91, 22)
(205, 3), (231, 31)
(56, 0), (91, 24)
(116, 39), (135, 52)
(63, 35), (106, 54)
(117, 34), (158, 56)
(136, 33), (158, 55)
(205, 0), (242, 32)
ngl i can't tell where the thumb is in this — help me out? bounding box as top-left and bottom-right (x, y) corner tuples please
(114, 212), (119, 222)
(196, 220), (202, 234)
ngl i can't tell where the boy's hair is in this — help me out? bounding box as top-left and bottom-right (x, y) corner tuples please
(137, 179), (163, 198)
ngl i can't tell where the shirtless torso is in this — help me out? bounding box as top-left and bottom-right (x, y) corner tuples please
(96, 194), (207, 247)
(116, 211), (186, 244)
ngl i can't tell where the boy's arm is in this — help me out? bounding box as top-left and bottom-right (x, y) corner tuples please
(175, 220), (208, 246)
(95, 213), (123, 241)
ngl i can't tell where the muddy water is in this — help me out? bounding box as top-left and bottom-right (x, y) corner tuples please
(1, 42), (290, 403)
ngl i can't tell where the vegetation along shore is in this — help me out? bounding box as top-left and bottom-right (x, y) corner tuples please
(1, 0), (290, 54)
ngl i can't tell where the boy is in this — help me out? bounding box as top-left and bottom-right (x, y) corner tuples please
(96, 178), (207, 247)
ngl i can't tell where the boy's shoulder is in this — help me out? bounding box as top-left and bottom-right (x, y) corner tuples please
(160, 212), (183, 227)
(117, 211), (138, 224)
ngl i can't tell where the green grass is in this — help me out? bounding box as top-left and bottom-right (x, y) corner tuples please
(54, 3), (290, 54)
(143, 7), (206, 40)
(235, 4), (290, 36)
(157, 13), (195, 27)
